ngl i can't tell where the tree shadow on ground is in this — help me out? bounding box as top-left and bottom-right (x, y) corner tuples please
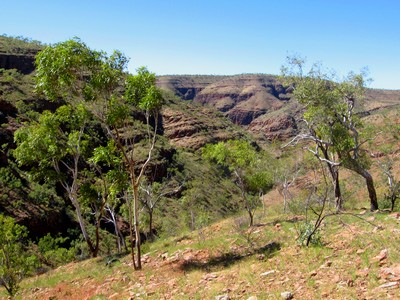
(180, 241), (281, 272)
(253, 216), (305, 227)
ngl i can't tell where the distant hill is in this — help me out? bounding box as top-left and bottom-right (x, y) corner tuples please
(158, 74), (400, 141)
(0, 35), (43, 74)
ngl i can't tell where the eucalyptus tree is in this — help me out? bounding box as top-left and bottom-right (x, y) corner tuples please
(203, 140), (273, 226)
(34, 38), (163, 269)
(13, 104), (103, 257)
(89, 140), (129, 253)
(0, 214), (36, 297)
(139, 176), (184, 239)
(373, 113), (400, 211)
(282, 57), (378, 211)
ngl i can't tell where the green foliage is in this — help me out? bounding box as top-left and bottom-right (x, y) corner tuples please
(0, 34), (43, 54)
(0, 167), (23, 190)
(125, 67), (163, 111)
(155, 151), (241, 236)
(282, 57), (379, 210)
(203, 140), (274, 226)
(35, 38), (105, 101)
(296, 221), (322, 246)
(0, 214), (38, 296)
(27, 181), (63, 206)
(203, 139), (256, 171)
(282, 59), (368, 160)
(245, 169), (274, 195)
(202, 140), (274, 195)
(14, 104), (92, 176)
(38, 234), (75, 267)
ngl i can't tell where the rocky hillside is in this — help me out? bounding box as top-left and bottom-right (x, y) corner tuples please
(158, 74), (300, 141)
(0, 35), (42, 74)
(161, 92), (248, 150)
(158, 75), (400, 141)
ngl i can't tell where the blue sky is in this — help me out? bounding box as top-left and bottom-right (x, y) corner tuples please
(1, 0), (399, 89)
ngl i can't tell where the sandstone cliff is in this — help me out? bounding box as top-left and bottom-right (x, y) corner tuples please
(158, 74), (300, 141)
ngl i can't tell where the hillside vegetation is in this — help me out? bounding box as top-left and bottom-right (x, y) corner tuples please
(0, 36), (400, 299)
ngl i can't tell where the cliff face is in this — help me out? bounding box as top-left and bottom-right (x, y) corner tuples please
(157, 75), (228, 100)
(158, 74), (300, 141)
(0, 35), (41, 74)
(158, 75), (400, 142)
(0, 52), (37, 74)
(161, 100), (246, 150)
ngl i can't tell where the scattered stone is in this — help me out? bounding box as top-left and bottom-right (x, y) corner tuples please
(247, 296), (258, 300)
(325, 261), (332, 267)
(337, 279), (354, 288)
(378, 282), (399, 289)
(320, 261), (332, 268)
(257, 254), (265, 260)
(390, 212), (400, 219)
(374, 249), (388, 262)
(373, 226), (383, 232)
(215, 294), (230, 300)
(280, 291), (293, 300)
(356, 249), (365, 254)
(260, 270), (276, 277)
(366, 216), (375, 222)
(309, 270), (317, 277)
(331, 274), (340, 283)
(347, 279), (354, 287)
(355, 268), (370, 278)
(203, 273), (218, 281)
(379, 264), (400, 280)
(141, 254), (151, 263)
(146, 291), (155, 296)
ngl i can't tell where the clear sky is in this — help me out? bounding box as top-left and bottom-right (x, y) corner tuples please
(1, 0), (399, 89)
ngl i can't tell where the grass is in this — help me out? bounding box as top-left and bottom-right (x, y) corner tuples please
(0, 35), (43, 54)
(2, 201), (400, 299)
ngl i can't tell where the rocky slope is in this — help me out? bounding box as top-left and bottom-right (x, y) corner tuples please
(0, 51), (37, 74)
(0, 35), (41, 74)
(158, 74), (300, 141)
(158, 75), (400, 142)
(161, 93), (248, 150)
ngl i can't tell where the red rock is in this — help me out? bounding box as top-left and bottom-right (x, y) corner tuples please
(374, 249), (388, 262)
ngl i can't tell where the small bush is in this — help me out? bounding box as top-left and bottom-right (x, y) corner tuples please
(296, 222), (322, 246)
(0, 214), (39, 296)
(38, 234), (75, 267)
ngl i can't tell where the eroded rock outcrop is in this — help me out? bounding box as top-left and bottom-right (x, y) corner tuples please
(161, 105), (244, 150)
(159, 74), (297, 141)
(0, 50), (38, 74)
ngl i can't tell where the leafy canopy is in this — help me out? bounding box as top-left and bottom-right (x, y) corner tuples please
(14, 104), (91, 172)
(0, 214), (37, 296)
(203, 140), (273, 195)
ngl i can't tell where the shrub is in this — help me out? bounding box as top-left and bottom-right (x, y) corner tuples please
(0, 214), (38, 296)
(38, 234), (75, 267)
(296, 221), (322, 246)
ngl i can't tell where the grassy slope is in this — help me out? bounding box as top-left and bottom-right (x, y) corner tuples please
(3, 203), (400, 299)
(0, 35), (43, 54)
